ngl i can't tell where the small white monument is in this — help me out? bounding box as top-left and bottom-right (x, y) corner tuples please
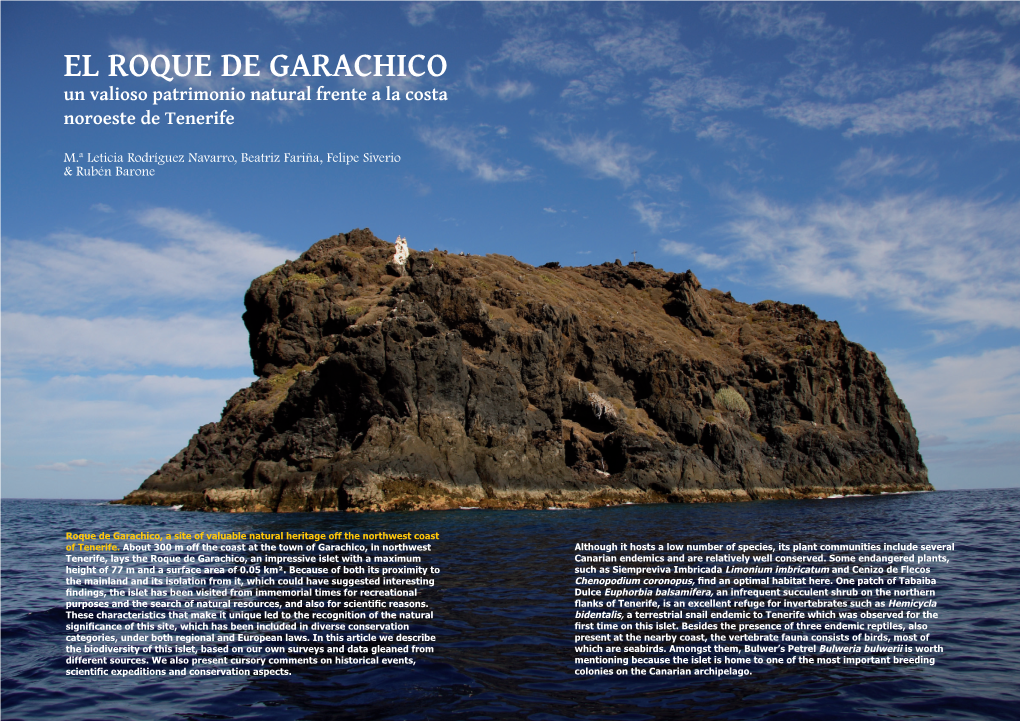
(393, 235), (409, 270)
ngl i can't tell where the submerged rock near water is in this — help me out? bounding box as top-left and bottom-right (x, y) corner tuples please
(118, 228), (931, 512)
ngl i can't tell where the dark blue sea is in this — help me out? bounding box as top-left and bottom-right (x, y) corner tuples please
(2, 489), (1018, 721)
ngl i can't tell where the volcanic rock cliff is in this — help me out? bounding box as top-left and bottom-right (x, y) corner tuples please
(119, 228), (930, 512)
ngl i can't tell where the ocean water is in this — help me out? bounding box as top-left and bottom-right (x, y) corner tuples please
(2, 489), (1017, 721)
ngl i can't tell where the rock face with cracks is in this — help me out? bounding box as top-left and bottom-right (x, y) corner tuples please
(118, 228), (931, 512)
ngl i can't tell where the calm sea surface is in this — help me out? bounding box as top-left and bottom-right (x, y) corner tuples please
(2, 489), (1017, 721)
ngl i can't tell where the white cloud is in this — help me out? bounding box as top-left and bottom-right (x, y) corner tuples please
(489, 8), (679, 92)
(2, 373), (253, 497)
(811, 64), (925, 103)
(708, 2), (842, 43)
(262, 1), (326, 24)
(495, 79), (535, 101)
(885, 345), (1020, 479)
(706, 2), (850, 67)
(924, 28), (1002, 55)
(925, 329), (965, 346)
(465, 68), (535, 101)
(696, 117), (765, 149)
(657, 6), (1020, 144)
(91, 203), (114, 213)
(496, 28), (592, 76)
(2, 208), (295, 312)
(560, 79), (596, 105)
(2, 373), (251, 451)
(117, 459), (163, 477)
(887, 347), (1020, 440)
(482, 2), (569, 24)
(589, 22), (688, 74)
(70, 1), (138, 15)
(402, 174), (432, 197)
(922, 441), (1020, 470)
(927, 1), (1020, 27)
(482, 2), (1019, 149)
(34, 459), (99, 472)
(836, 148), (936, 186)
(646, 73), (765, 133)
(1, 209), (284, 496)
(660, 240), (730, 270)
(1, 313), (250, 372)
(108, 36), (156, 63)
(721, 192), (1020, 328)
(631, 201), (664, 232)
(416, 126), (532, 182)
(406, 2), (439, 26)
(536, 133), (652, 186)
(645, 174), (683, 193)
(771, 57), (1020, 139)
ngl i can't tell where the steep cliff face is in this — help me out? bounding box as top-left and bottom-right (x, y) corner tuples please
(119, 228), (930, 512)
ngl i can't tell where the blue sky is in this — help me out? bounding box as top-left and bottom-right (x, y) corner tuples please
(2, 1), (1019, 498)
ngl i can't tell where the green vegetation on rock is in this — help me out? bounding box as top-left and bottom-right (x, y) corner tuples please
(715, 386), (751, 419)
(285, 272), (327, 287)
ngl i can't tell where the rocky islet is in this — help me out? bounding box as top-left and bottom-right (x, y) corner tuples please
(118, 228), (931, 512)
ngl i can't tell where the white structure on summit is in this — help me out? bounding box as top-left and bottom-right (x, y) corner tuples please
(393, 235), (409, 268)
